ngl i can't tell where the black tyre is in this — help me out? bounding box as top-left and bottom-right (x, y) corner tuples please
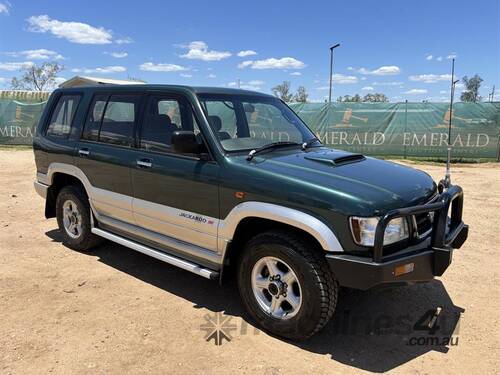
(56, 185), (102, 251)
(237, 230), (338, 340)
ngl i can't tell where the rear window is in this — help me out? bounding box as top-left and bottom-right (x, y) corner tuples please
(81, 93), (140, 147)
(99, 95), (138, 146)
(46, 94), (81, 137)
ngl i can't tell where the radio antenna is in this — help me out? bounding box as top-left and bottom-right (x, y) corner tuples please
(444, 58), (458, 188)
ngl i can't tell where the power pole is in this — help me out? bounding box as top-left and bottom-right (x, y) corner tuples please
(328, 43), (340, 103)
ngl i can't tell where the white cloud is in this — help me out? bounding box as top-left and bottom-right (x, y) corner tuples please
(139, 62), (188, 72)
(362, 86), (374, 91)
(347, 66), (354, 71)
(436, 56), (443, 61)
(27, 15), (113, 44)
(290, 71), (302, 76)
(358, 65), (401, 75)
(71, 65), (126, 74)
(115, 37), (133, 45)
(180, 41), (231, 61)
(332, 73), (358, 84)
(426, 54), (433, 60)
(440, 90), (447, 94)
(247, 80), (265, 86)
(207, 73), (216, 78)
(0, 1), (11, 15)
(408, 74), (452, 83)
(404, 89), (428, 95)
(104, 51), (128, 58)
(237, 50), (257, 57)
(227, 80), (263, 91)
(238, 57), (305, 70)
(180, 73), (192, 78)
(54, 77), (67, 85)
(447, 52), (457, 59)
(372, 81), (403, 86)
(7, 49), (64, 60)
(0, 61), (34, 71)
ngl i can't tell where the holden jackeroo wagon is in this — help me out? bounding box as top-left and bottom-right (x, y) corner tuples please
(33, 85), (468, 340)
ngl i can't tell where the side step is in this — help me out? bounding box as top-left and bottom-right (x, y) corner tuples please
(91, 228), (220, 280)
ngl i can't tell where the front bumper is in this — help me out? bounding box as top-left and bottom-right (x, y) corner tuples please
(327, 184), (468, 290)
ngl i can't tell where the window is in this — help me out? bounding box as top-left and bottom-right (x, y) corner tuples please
(82, 94), (107, 142)
(203, 100), (237, 139)
(82, 94), (139, 146)
(46, 95), (81, 137)
(140, 96), (201, 153)
(99, 95), (139, 146)
(198, 94), (316, 152)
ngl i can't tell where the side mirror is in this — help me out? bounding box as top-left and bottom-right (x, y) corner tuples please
(171, 130), (199, 154)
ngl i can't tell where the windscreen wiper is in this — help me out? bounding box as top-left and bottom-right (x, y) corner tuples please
(247, 141), (302, 161)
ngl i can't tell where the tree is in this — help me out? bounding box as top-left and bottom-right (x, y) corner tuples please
(362, 93), (389, 102)
(337, 93), (388, 102)
(294, 86), (308, 103)
(10, 62), (63, 91)
(460, 74), (483, 102)
(272, 81), (293, 102)
(337, 94), (361, 102)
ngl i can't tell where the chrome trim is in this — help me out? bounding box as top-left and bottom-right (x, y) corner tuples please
(136, 160), (152, 168)
(91, 227), (218, 279)
(219, 201), (343, 252)
(34, 181), (48, 199)
(78, 149), (90, 156)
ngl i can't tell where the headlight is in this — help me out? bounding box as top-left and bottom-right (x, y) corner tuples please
(350, 216), (409, 246)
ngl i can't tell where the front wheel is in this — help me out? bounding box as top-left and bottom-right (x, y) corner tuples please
(237, 231), (338, 340)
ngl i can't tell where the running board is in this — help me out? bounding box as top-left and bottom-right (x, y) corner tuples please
(91, 228), (219, 280)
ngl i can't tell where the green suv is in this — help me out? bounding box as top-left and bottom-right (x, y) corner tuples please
(33, 85), (468, 340)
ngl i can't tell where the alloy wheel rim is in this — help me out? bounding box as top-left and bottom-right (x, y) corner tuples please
(62, 199), (83, 239)
(251, 256), (302, 320)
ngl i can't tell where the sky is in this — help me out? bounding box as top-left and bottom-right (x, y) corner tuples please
(0, 0), (499, 102)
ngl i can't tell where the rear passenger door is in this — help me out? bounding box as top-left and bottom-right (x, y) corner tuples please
(77, 93), (142, 226)
(130, 93), (220, 252)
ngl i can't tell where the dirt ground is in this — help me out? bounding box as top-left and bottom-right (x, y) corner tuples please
(0, 149), (499, 375)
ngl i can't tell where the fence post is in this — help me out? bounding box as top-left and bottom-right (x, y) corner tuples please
(403, 100), (408, 159)
(496, 135), (500, 162)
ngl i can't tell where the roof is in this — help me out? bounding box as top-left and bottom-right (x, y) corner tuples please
(58, 76), (146, 88)
(56, 83), (274, 97)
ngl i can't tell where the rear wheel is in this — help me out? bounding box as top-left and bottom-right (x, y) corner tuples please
(56, 185), (102, 251)
(238, 230), (338, 340)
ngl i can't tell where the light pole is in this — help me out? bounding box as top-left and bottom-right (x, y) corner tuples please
(328, 43), (340, 103)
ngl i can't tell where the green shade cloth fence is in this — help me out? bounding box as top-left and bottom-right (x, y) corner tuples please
(290, 102), (500, 159)
(1, 90), (499, 159)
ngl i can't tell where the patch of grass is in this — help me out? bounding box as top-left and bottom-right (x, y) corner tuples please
(0, 145), (32, 151)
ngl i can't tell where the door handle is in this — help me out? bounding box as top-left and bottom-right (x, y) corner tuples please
(78, 148), (90, 157)
(137, 158), (153, 168)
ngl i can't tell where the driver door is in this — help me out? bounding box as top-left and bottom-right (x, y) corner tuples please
(130, 92), (220, 253)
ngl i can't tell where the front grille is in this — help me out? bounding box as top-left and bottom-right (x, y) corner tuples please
(412, 193), (438, 239)
(413, 212), (434, 238)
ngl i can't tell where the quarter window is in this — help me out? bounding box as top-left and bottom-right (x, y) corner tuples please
(46, 95), (81, 137)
